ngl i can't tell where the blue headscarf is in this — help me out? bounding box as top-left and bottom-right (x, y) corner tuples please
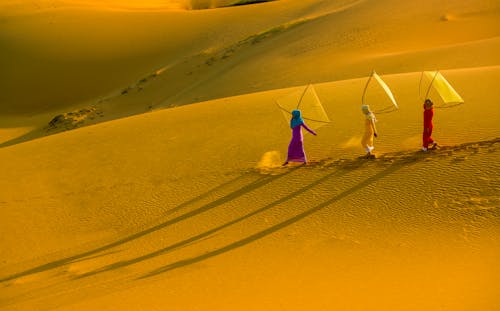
(290, 109), (304, 128)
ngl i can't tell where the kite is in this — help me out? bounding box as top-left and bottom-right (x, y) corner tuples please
(419, 71), (464, 108)
(276, 84), (331, 130)
(361, 70), (398, 114)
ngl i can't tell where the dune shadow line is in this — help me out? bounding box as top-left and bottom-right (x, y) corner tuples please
(0, 167), (298, 283)
(140, 162), (408, 279)
(77, 168), (352, 278)
(0, 129), (46, 149)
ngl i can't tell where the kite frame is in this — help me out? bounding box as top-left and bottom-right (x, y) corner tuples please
(361, 70), (374, 107)
(361, 70), (398, 114)
(419, 70), (465, 109)
(296, 84), (310, 109)
(419, 70), (439, 101)
(275, 84), (331, 124)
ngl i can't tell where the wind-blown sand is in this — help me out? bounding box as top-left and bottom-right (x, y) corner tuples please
(1, 0), (499, 310)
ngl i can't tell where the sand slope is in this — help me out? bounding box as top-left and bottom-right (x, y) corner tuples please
(1, 0), (499, 310)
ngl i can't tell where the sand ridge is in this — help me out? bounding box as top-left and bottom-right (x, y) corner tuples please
(1, 137), (498, 310)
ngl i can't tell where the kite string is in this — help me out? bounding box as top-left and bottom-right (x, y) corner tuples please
(424, 70), (439, 100)
(302, 116), (330, 123)
(361, 70), (374, 105)
(418, 71), (424, 100)
(276, 102), (330, 123)
(296, 84), (310, 109)
(276, 102), (292, 114)
(373, 106), (398, 114)
(434, 103), (464, 109)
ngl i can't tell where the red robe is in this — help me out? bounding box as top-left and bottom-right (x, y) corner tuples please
(423, 107), (434, 148)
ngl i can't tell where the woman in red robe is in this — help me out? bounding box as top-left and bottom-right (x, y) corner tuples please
(422, 99), (438, 151)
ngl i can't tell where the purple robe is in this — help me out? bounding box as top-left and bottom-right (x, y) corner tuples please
(287, 122), (316, 162)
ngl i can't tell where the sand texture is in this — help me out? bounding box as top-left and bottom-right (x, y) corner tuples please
(1, 0), (499, 310)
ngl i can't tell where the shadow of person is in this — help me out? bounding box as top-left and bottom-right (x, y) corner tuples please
(139, 162), (408, 279)
(0, 166), (300, 283)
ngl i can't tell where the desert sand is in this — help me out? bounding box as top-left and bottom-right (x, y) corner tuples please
(1, 0), (499, 310)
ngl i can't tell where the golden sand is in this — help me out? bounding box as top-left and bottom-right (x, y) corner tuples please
(1, 0), (499, 310)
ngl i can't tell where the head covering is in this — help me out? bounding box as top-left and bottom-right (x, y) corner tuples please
(290, 109), (304, 128)
(424, 99), (434, 109)
(361, 104), (376, 121)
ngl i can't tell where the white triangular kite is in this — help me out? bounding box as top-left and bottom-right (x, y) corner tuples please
(276, 84), (330, 130)
(420, 71), (464, 107)
(361, 71), (398, 113)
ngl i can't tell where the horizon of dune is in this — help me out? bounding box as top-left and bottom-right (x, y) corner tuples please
(1, 0), (498, 117)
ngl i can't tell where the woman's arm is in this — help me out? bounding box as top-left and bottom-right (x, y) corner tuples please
(371, 119), (378, 137)
(301, 123), (317, 136)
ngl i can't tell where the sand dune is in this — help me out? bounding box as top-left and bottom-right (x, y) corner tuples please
(1, 0), (499, 310)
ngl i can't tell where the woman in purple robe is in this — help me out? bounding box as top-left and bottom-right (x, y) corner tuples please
(283, 109), (317, 165)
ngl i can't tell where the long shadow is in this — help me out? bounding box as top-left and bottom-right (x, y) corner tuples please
(0, 128), (45, 149)
(140, 162), (410, 279)
(76, 167), (352, 279)
(0, 167), (298, 283)
(164, 173), (251, 216)
(226, 0), (276, 7)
